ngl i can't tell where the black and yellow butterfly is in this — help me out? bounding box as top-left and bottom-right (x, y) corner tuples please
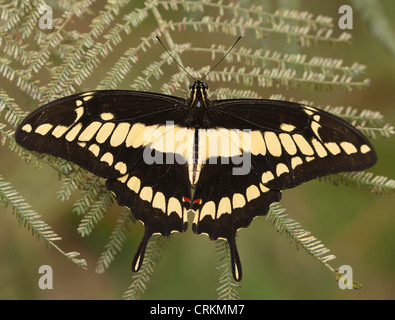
(15, 39), (376, 281)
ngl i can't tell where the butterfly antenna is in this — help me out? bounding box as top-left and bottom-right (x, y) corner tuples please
(201, 36), (242, 81)
(156, 36), (196, 82)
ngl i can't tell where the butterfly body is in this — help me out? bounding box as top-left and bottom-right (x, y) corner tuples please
(15, 81), (376, 281)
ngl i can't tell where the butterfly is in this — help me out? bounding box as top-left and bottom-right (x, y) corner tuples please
(15, 38), (377, 281)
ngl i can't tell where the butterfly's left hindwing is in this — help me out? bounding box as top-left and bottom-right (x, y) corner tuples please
(106, 157), (191, 272)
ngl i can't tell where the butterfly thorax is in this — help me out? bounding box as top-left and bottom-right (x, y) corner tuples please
(188, 80), (209, 108)
(185, 80), (213, 128)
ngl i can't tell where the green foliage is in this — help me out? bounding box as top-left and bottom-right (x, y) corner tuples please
(216, 239), (241, 300)
(0, 174), (87, 268)
(96, 209), (136, 274)
(266, 202), (336, 267)
(0, 0), (394, 299)
(123, 235), (169, 300)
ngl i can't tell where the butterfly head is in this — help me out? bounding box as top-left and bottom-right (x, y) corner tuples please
(188, 80), (209, 108)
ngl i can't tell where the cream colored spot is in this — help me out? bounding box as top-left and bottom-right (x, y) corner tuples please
(88, 144), (100, 157)
(125, 123), (146, 148)
(291, 156), (303, 169)
(303, 105), (316, 113)
(261, 171), (274, 184)
(311, 121), (322, 140)
(246, 185), (260, 202)
(264, 132), (282, 157)
(21, 124), (32, 133)
(100, 112), (114, 121)
(276, 163), (289, 177)
(293, 134), (314, 155)
(325, 142), (341, 155)
(232, 193), (246, 209)
(306, 156), (315, 162)
(217, 197), (232, 218)
(82, 92), (95, 96)
(311, 138), (327, 157)
(127, 176), (141, 193)
(259, 183), (270, 193)
(114, 162), (127, 175)
(74, 107), (84, 122)
(250, 131), (266, 156)
(279, 133), (297, 155)
(152, 192), (166, 213)
(52, 125), (69, 138)
(35, 124), (53, 135)
(200, 201), (215, 220)
(82, 96), (93, 101)
(79, 122), (102, 141)
(117, 174), (129, 183)
(110, 122), (131, 147)
(100, 152), (114, 166)
(140, 186), (153, 203)
(76, 100), (83, 107)
(65, 123), (83, 142)
(360, 144), (371, 154)
(96, 122), (115, 143)
(280, 123), (296, 132)
(168, 197), (182, 218)
(233, 263), (240, 282)
(340, 142), (357, 155)
(77, 142), (86, 148)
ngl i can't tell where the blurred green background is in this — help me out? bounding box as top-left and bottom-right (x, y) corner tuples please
(0, 0), (394, 299)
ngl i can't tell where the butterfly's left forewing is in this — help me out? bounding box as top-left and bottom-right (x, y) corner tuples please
(16, 90), (186, 178)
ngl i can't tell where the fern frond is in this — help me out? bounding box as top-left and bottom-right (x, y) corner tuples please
(123, 235), (169, 300)
(96, 209), (136, 274)
(0, 88), (26, 127)
(266, 202), (336, 270)
(169, 14), (351, 46)
(186, 46), (367, 78)
(355, 122), (394, 140)
(216, 239), (241, 300)
(0, 174), (87, 268)
(319, 172), (395, 195)
(0, 58), (42, 99)
(207, 67), (369, 91)
(72, 176), (104, 215)
(77, 188), (114, 237)
(56, 166), (87, 202)
(43, 0), (135, 101)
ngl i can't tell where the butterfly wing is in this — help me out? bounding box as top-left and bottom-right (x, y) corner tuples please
(15, 90), (192, 271)
(191, 98), (377, 281)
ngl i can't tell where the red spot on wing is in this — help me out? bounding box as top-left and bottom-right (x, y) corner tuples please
(193, 199), (202, 205)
